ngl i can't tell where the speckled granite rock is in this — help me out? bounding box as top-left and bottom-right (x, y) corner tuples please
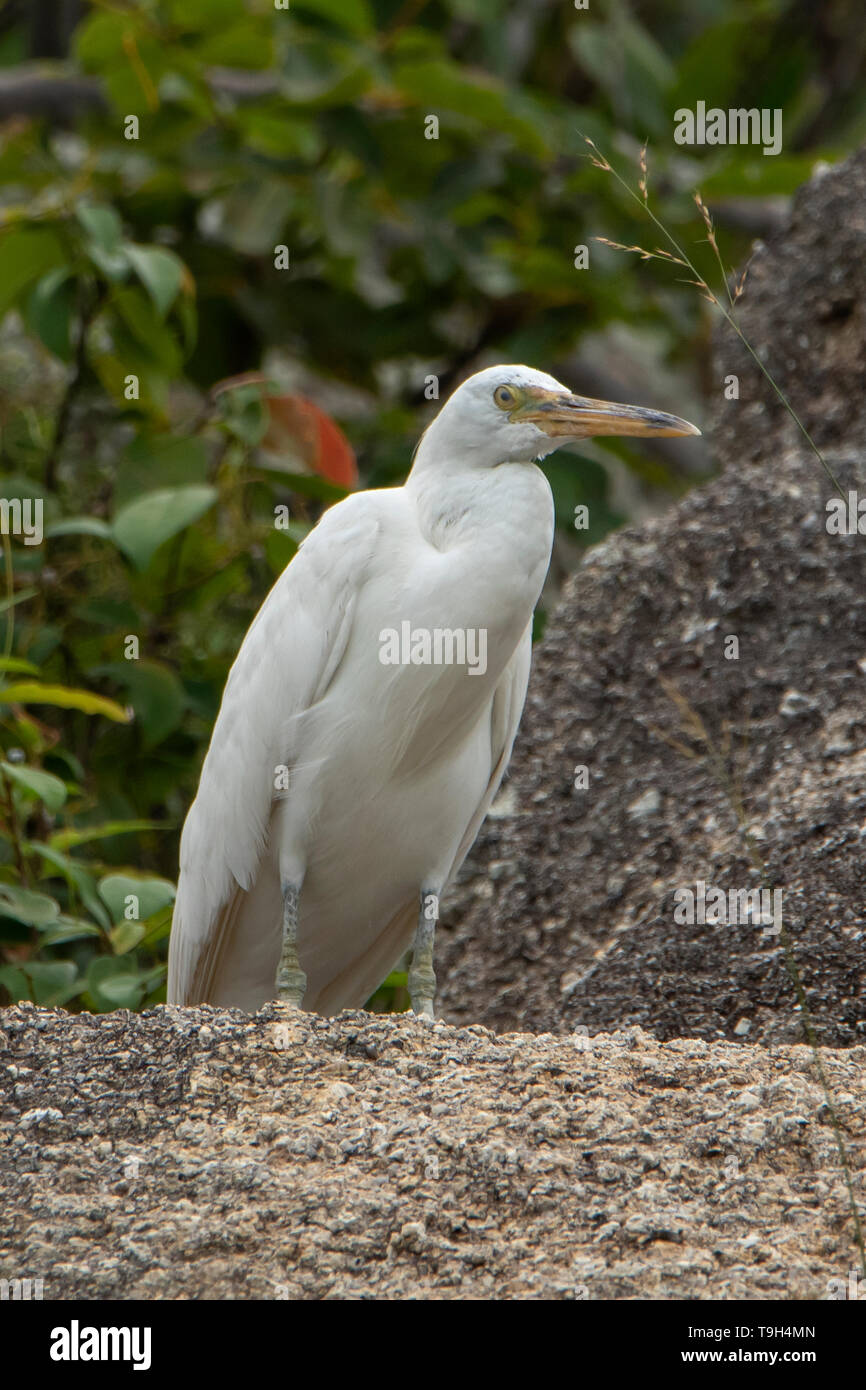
(436, 148), (866, 1045)
(0, 1004), (863, 1300)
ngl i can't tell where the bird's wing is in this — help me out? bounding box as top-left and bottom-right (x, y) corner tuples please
(167, 492), (383, 1006)
(448, 618), (533, 884)
(311, 622), (534, 1015)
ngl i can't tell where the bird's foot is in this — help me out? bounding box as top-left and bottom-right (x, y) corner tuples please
(276, 963), (307, 1009)
(408, 961), (436, 1022)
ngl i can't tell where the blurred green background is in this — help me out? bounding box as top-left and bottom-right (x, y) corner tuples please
(1, 0), (864, 1012)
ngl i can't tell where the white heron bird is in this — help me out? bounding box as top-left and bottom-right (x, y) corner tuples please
(167, 365), (699, 1018)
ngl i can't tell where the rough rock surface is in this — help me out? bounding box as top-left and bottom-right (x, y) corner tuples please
(436, 148), (866, 1046)
(0, 1003), (863, 1300)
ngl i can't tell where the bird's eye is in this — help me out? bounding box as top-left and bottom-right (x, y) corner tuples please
(494, 385), (516, 410)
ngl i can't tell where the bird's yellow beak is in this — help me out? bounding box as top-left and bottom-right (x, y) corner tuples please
(512, 386), (701, 440)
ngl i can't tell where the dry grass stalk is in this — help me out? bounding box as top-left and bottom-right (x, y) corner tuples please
(582, 134), (846, 502)
(638, 143), (648, 203)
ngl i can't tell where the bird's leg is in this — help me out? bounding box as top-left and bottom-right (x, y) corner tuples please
(276, 882), (307, 1007)
(408, 889), (440, 1020)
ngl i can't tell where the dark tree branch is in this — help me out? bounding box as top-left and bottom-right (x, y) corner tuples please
(44, 282), (102, 493)
(0, 68), (104, 122)
(0, 62), (286, 125)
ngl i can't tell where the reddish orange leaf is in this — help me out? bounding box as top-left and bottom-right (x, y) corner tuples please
(211, 374), (358, 488)
(264, 395), (358, 488)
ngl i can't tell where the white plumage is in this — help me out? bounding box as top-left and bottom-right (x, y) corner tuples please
(168, 365), (698, 1015)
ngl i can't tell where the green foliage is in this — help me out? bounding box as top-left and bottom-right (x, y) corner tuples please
(0, 650), (174, 1009)
(0, 0), (861, 1011)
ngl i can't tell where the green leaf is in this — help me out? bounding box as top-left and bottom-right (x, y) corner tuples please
(98, 873), (176, 926)
(85, 955), (146, 1011)
(90, 348), (169, 419)
(124, 244), (185, 316)
(237, 108), (323, 161)
(265, 528), (299, 576)
(0, 227), (67, 320)
(76, 201), (130, 281)
(255, 466), (346, 503)
(48, 820), (165, 852)
(291, 0), (374, 38)
(0, 960), (81, 1007)
(0, 760), (67, 813)
(671, 17), (759, 114)
(114, 433), (209, 509)
(391, 59), (549, 156)
(0, 657), (40, 675)
(109, 919), (146, 955)
(75, 11), (128, 68)
(28, 843), (111, 930)
(0, 474), (52, 504)
(0, 882), (60, 926)
(43, 747), (85, 781)
(84, 245), (131, 284)
(38, 916), (102, 946)
(197, 20), (274, 69)
(45, 517), (114, 540)
(217, 384), (268, 446)
(0, 682), (131, 723)
(165, 0), (239, 28)
(281, 36), (372, 107)
(139, 903), (174, 950)
(110, 286), (182, 368)
(569, 17), (673, 136)
(111, 485), (218, 570)
(88, 660), (185, 748)
(202, 182), (294, 257)
(26, 267), (75, 360)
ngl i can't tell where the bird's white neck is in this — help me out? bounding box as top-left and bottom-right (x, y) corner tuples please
(409, 412), (493, 480)
(406, 452), (555, 577)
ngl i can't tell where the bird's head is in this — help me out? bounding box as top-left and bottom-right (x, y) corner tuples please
(414, 364), (700, 470)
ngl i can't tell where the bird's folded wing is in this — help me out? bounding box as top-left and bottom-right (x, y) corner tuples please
(311, 624), (534, 1016)
(167, 493), (383, 1005)
(447, 618), (533, 884)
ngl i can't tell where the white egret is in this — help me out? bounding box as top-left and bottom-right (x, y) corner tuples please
(167, 365), (699, 1018)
